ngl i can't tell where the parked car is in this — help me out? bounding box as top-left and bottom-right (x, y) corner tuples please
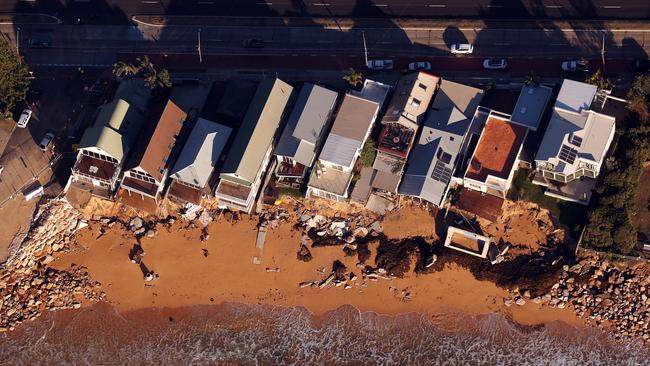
(408, 61), (431, 71)
(561, 59), (589, 72)
(17, 109), (32, 128)
(483, 58), (507, 69)
(0, 165), (4, 176)
(450, 43), (474, 54)
(84, 83), (105, 96)
(28, 35), (51, 48)
(242, 38), (265, 48)
(39, 132), (55, 152)
(367, 59), (394, 70)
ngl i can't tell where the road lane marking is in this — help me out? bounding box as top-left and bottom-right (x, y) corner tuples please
(141, 0), (158, 3)
(313, 3), (330, 5)
(375, 4), (388, 7)
(428, 4), (446, 8)
(495, 42), (511, 45)
(603, 5), (621, 9)
(257, 2), (272, 4)
(487, 5), (504, 8)
(545, 5), (562, 8)
(551, 43), (569, 46)
(198, 1), (214, 4)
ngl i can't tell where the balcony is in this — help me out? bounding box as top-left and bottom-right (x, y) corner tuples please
(377, 123), (415, 159)
(276, 160), (306, 178)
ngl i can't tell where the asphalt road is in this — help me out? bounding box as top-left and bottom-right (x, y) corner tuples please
(7, 21), (649, 69)
(3, 0), (650, 24)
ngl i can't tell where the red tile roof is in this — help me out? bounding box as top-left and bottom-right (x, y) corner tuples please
(465, 117), (527, 182)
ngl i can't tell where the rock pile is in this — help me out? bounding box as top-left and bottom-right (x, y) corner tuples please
(0, 264), (105, 331)
(0, 199), (105, 332)
(6, 199), (82, 271)
(505, 256), (649, 343)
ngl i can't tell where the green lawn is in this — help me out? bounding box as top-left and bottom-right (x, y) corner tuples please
(508, 169), (587, 237)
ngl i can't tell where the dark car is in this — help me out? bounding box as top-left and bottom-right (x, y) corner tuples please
(242, 38), (265, 48)
(28, 35), (51, 48)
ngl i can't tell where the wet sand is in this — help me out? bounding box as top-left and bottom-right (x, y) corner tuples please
(52, 206), (582, 328)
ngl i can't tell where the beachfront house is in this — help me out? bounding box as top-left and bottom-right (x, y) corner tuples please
(273, 83), (339, 188)
(463, 111), (528, 199)
(117, 99), (187, 212)
(215, 78), (293, 213)
(306, 86), (387, 202)
(398, 80), (484, 207)
(65, 79), (151, 199)
(533, 79), (616, 204)
(350, 72), (440, 205)
(167, 118), (232, 206)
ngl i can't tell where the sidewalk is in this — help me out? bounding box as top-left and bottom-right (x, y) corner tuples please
(132, 15), (650, 31)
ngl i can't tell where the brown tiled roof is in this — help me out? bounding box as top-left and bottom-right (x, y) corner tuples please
(465, 117), (527, 182)
(132, 100), (187, 182)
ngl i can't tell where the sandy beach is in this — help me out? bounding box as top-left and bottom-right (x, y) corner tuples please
(51, 200), (582, 328)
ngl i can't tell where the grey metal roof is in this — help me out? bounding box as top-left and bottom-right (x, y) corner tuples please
(319, 94), (379, 167)
(398, 81), (484, 206)
(170, 118), (232, 188)
(220, 78), (293, 186)
(510, 84), (553, 131)
(554, 79), (597, 113)
(273, 83), (338, 166)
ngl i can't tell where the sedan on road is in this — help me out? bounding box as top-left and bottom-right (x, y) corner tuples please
(242, 38), (265, 48)
(408, 61), (431, 71)
(562, 59), (589, 72)
(450, 44), (474, 54)
(39, 132), (55, 152)
(483, 58), (507, 70)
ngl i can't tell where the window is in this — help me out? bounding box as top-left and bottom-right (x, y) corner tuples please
(404, 112), (416, 120)
(418, 82), (427, 91)
(410, 98), (421, 108)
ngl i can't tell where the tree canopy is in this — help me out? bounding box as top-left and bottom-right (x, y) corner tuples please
(112, 55), (172, 91)
(0, 40), (30, 116)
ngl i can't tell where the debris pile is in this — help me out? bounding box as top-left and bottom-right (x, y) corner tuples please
(296, 211), (382, 246)
(504, 255), (649, 343)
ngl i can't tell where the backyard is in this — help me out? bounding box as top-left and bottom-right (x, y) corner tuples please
(508, 169), (587, 238)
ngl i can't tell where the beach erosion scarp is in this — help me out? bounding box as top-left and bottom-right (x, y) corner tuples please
(0, 197), (648, 353)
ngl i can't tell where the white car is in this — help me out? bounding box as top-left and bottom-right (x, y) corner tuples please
(483, 58), (507, 69)
(367, 59), (394, 70)
(17, 109), (32, 128)
(408, 61), (431, 71)
(39, 132), (55, 152)
(450, 43), (474, 54)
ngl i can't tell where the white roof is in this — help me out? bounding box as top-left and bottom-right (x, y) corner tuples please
(555, 79), (597, 114)
(170, 118), (232, 188)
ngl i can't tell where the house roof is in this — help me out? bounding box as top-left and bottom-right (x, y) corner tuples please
(510, 84), (553, 131)
(169, 118), (232, 188)
(535, 109), (615, 174)
(220, 78), (293, 185)
(125, 99), (187, 182)
(351, 79), (391, 109)
(382, 72), (439, 126)
(465, 116), (528, 182)
(79, 98), (146, 162)
(319, 94), (379, 167)
(554, 79), (597, 113)
(274, 83), (338, 166)
(398, 80), (484, 206)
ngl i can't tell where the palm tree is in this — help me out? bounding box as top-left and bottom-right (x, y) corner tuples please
(144, 68), (172, 90)
(524, 71), (539, 87)
(585, 69), (612, 91)
(343, 68), (363, 88)
(137, 55), (155, 76)
(112, 61), (139, 79)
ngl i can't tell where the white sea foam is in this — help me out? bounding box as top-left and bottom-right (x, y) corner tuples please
(0, 302), (647, 365)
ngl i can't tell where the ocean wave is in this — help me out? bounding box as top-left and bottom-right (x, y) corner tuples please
(0, 302), (647, 366)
